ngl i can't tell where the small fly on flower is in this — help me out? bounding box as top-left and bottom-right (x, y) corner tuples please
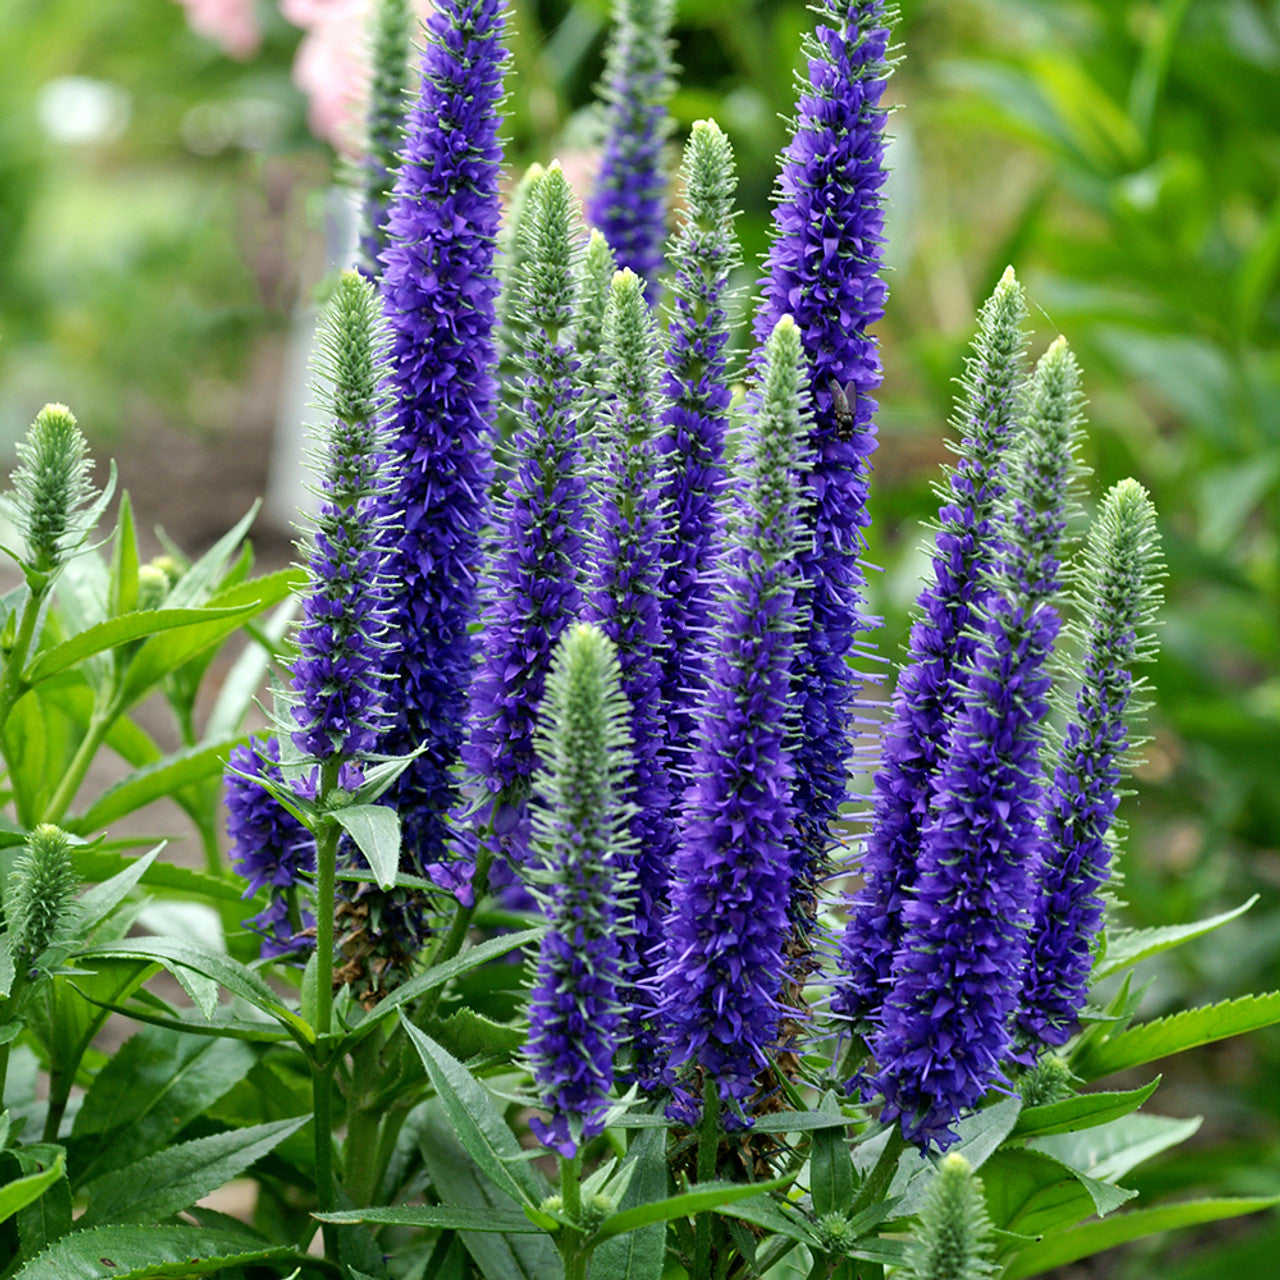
(829, 378), (858, 441)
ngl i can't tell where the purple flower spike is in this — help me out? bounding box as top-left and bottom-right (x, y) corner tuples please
(376, 0), (506, 875)
(660, 315), (809, 1123)
(527, 623), (635, 1157)
(1019, 479), (1163, 1049)
(836, 268), (1027, 1031)
(584, 268), (678, 1079)
(291, 271), (395, 763)
(459, 164), (589, 863)
(225, 738), (316, 958)
(657, 119), (738, 767)
(586, 0), (675, 290)
(869, 337), (1084, 1150)
(753, 0), (894, 917)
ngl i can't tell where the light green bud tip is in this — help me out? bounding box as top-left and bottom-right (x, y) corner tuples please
(135, 563), (170, 612)
(534, 623), (634, 868)
(683, 119), (736, 226)
(906, 1151), (996, 1280)
(7, 824), (80, 964)
(1019, 1054), (1075, 1108)
(519, 164), (577, 330)
(604, 270), (659, 409)
(318, 270), (387, 425)
(1080, 477), (1164, 661)
(10, 403), (95, 577)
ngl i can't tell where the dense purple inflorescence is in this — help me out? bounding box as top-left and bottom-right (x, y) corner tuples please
(836, 270), (1027, 1029)
(656, 120), (737, 764)
(458, 165), (588, 864)
(585, 269), (678, 1075)
(753, 0), (892, 914)
(376, 0), (506, 878)
(226, 738), (316, 958)
(869, 337), (1082, 1148)
(527, 624), (634, 1157)
(660, 316), (809, 1121)
(586, 0), (674, 290)
(1018, 480), (1162, 1048)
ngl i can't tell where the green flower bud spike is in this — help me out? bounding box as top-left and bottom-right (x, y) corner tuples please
(6, 404), (99, 583)
(7, 824), (79, 967)
(906, 1153), (997, 1280)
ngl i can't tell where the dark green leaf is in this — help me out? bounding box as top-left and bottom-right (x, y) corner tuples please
(417, 1104), (560, 1280)
(428, 1008), (526, 1060)
(76, 845), (163, 935)
(981, 1148), (1098, 1242)
(1002, 1196), (1280, 1279)
(1074, 992), (1280, 1080)
(1094, 897), (1259, 980)
(10, 1224), (304, 1279)
(109, 490), (139, 617)
(68, 739), (245, 835)
(400, 1020), (545, 1208)
(591, 1127), (669, 1280)
(1011, 1078), (1161, 1139)
(314, 1206), (542, 1233)
(71, 849), (248, 905)
(78, 1116), (308, 1226)
(590, 1176), (791, 1245)
(71, 1026), (258, 1186)
(332, 805), (400, 891)
(24, 606), (254, 687)
(0, 1153), (65, 1225)
(811, 1101), (855, 1216)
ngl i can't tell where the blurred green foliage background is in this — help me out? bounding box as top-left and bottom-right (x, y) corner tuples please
(2, 0), (1278, 1273)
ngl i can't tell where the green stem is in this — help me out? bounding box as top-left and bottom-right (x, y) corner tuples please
(311, 759), (342, 1257)
(343, 1035), (386, 1207)
(0, 587), (43, 736)
(417, 844), (494, 1026)
(42, 694), (120, 824)
(558, 1151), (589, 1280)
(694, 1077), (720, 1280)
(849, 1127), (906, 1219)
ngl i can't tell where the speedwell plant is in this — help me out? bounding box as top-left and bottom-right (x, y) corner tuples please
(0, 1), (1277, 1278)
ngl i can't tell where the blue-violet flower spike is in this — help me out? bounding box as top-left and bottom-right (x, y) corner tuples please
(660, 315), (809, 1121)
(291, 270), (396, 762)
(657, 119), (739, 768)
(358, 0), (414, 278)
(1019, 478), (1163, 1048)
(585, 268), (678, 1078)
(586, 0), (675, 291)
(527, 622), (635, 1158)
(870, 337), (1083, 1149)
(753, 0), (894, 917)
(459, 164), (589, 863)
(836, 268), (1027, 1030)
(377, 0), (506, 877)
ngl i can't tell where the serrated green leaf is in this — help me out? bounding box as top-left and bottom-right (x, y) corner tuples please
(0, 1152), (65, 1225)
(1033, 1113), (1202, 1184)
(749, 1109), (850, 1134)
(1074, 991), (1280, 1080)
(71, 1026), (259, 1187)
(11, 1224), (301, 1279)
(400, 1020), (546, 1208)
(109, 491), (139, 617)
(76, 845), (163, 935)
(119, 568), (300, 710)
(68, 738), (245, 836)
(1094, 897), (1259, 980)
(1001, 1195), (1280, 1279)
(342, 928), (544, 1050)
(591, 1127), (668, 1280)
(79, 1116), (308, 1226)
(24, 607), (254, 687)
(429, 1008), (527, 1060)
(162, 504), (260, 609)
(981, 1149), (1098, 1242)
(71, 849), (249, 905)
(1011, 1078), (1161, 1139)
(418, 1103), (560, 1280)
(589, 1176), (791, 1245)
(811, 1107), (855, 1216)
(332, 805), (400, 890)
(314, 1205), (542, 1233)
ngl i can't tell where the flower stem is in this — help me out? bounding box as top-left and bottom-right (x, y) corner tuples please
(0, 586), (43, 736)
(694, 1076), (720, 1280)
(558, 1150), (589, 1280)
(849, 1126), (906, 1218)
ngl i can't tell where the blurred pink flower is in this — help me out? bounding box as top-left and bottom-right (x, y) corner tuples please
(282, 0), (434, 154)
(176, 0), (262, 59)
